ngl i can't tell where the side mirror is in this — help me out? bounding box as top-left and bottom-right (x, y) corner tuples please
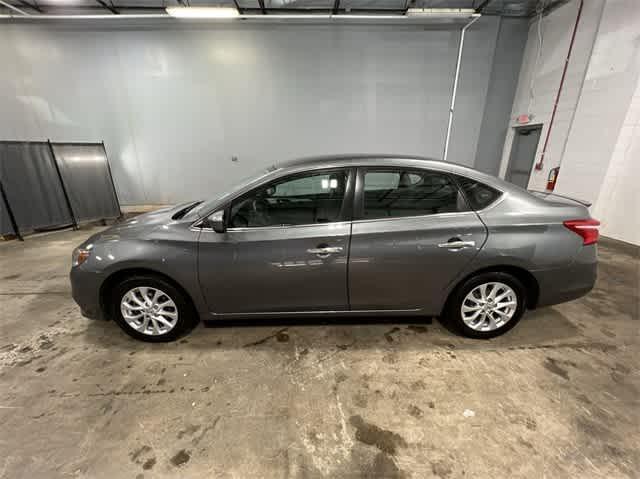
(209, 210), (226, 233)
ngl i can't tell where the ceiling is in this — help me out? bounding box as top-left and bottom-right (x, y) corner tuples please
(1, 0), (561, 17)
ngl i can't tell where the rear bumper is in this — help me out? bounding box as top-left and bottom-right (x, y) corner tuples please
(70, 267), (105, 320)
(533, 245), (597, 308)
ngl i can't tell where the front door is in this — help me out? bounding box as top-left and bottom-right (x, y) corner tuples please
(348, 167), (487, 313)
(198, 168), (353, 314)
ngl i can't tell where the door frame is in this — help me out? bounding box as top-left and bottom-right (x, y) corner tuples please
(347, 165), (488, 313)
(196, 166), (357, 315)
(351, 165), (472, 221)
(225, 167), (357, 230)
(505, 124), (543, 189)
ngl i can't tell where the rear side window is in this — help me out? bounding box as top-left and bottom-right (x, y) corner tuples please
(454, 175), (502, 210)
(361, 169), (468, 220)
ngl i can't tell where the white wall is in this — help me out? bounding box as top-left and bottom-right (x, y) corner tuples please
(498, 0), (605, 189)
(554, 0), (640, 245)
(0, 19), (519, 206)
(499, 0), (640, 245)
(590, 78), (640, 245)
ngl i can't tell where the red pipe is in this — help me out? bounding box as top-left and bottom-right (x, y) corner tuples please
(535, 0), (584, 171)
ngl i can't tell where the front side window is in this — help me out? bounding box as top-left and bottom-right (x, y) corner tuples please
(229, 169), (348, 228)
(362, 169), (467, 220)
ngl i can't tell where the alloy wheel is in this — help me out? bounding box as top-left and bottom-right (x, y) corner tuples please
(460, 282), (518, 332)
(120, 286), (178, 336)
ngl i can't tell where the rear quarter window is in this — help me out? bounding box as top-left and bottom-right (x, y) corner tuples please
(455, 175), (502, 210)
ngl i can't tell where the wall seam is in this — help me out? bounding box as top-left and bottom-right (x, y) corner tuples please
(112, 34), (149, 204)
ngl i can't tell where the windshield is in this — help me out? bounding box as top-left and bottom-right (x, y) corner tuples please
(183, 166), (278, 220)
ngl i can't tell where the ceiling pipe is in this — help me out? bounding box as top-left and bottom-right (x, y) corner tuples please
(16, 0), (42, 13)
(442, 13), (481, 162)
(0, 12), (167, 18)
(0, 12), (479, 21)
(0, 5), (480, 21)
(0, 0), (30, 15)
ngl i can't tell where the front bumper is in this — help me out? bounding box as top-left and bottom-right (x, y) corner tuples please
(70, 267), (105, 320)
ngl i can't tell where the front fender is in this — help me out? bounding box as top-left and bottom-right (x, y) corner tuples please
(76, 225), (208, 317)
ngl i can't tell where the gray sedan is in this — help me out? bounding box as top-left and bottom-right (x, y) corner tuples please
(70, 155), (599, 342)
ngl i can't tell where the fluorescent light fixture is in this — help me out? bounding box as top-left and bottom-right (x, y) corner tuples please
(1, 6), (480, 21)
(333, 14), (406, 20)
(406, 7), (478, 16)
(241, 14), (330, 19)
(239, 13), (406, 20)
(165, 6), (239, 18)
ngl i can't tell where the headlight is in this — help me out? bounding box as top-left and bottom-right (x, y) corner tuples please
(72, 247), (91, 267)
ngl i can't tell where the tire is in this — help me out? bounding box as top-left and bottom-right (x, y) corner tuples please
(446, 271), (527, 339)
(111, 274), (197, 342)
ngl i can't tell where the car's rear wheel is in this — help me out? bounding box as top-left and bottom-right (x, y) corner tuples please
(111, 275), (195, 342)
(447, 272), (526, 339)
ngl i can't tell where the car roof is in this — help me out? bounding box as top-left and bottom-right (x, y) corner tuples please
(276, 154), (507, 188)
(279, 154), (440, 168)
(191, 154), (539, 218)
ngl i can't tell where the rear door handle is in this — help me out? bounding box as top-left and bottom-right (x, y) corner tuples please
(437, 240), (476, 249)
(307, 246), (343, 255)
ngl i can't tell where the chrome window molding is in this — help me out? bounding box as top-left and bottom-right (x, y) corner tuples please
(192, 204), (506, 231)
(351, 210), (478, 225)
(227, 221), (351, 233)
(194, 220), (352, 233)
(190, 162), (509, 231)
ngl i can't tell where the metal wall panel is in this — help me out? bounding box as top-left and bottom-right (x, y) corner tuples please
(0, 19), (508, 205)
(0, 142), (73, 232)
(0, 183), (16, 236)
(474, 17), (529, 175)
(52, 143), (120, 222)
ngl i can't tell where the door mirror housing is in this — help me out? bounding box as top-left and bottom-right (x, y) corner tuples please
(209, 210), (226, 233)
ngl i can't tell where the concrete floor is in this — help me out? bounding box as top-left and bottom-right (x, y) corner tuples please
(0, 225), (638, 479)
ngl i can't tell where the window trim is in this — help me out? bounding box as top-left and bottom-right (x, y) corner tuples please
(353, 166), (470, 221)
(449, 174), (504, 212)
(225, 220), (352, 233)
(192, 164), (508, 231)
(215, 167), (356, 231)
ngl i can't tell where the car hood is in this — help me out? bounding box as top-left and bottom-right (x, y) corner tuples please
(82, 202), (199, 246)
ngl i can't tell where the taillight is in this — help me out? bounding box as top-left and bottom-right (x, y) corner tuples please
(563, 219), (600, 245)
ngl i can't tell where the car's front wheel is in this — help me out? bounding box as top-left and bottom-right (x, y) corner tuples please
(111, 275), (196, 342)
(447, 272), (526, 339)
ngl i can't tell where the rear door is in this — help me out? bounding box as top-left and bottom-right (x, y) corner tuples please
(348, 167), (487, 313)
(198, 167), (354, 314)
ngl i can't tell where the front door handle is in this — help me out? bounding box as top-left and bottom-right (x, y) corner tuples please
(437, 240), (476, 249)
(307, 246), (343, 256)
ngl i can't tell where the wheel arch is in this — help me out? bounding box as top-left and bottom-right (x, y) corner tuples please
(442, 265), (540, 315)
(99, 267), (199, 320)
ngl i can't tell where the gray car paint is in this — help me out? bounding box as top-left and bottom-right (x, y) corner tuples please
(199, 221), (351, 314)
(70, 155), (597, 323)
(349, 211), (487, 312)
